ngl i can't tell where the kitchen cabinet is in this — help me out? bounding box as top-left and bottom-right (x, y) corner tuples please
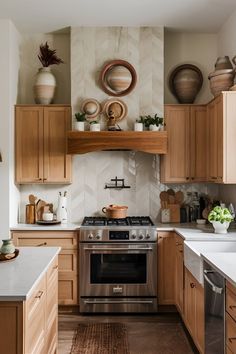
(0, 255), (58, 354)
(161, 105), (207, 183)
(184, 267), (204, 354)
(11, 231), (78, 306)
(15, 105), (72, 184)
(175, 234), (184, 316)
(157, 232), (176, 305)
(226, 281), (236, 354)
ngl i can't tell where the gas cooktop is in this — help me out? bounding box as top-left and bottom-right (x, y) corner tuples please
(81, 216), (154, 227)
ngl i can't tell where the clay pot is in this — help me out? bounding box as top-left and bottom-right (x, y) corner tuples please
(102, 205), (128, 219)
(34, 67), (56, 104)
(208, 69), (235, 97)
(169, 64), (203, 104)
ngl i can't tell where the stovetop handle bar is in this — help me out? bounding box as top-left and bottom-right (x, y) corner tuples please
(83, 247), (153, 251)
(83, 299), (154, 304)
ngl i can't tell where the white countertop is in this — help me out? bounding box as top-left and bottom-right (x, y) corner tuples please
(0, 247), (60, 301)
(10, 222), (81, 231)
(201, 253), (236, 288)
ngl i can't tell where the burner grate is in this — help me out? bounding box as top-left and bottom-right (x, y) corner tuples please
(82, 216), (154, 226)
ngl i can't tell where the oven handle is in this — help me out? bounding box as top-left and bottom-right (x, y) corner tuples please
(83, 299), (154, 304)
(83, 247), (153, 251)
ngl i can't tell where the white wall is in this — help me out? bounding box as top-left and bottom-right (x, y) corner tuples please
(164, 31), (218, 104)
(0, 20), (21, 240)
(18, 32), (70, 104)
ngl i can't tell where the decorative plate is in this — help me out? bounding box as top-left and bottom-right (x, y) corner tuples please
(81, 98), (101, 121)
(36, 220), (61, 225)
(102, 99), (128, 122)
(100, 60), (137, 97)
(0, 249), (19, 262)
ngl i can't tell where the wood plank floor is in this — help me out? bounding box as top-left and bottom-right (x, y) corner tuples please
(58, 312), (198, 354)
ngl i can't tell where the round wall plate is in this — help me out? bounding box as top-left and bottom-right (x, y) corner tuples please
(102, 98), (128, 122)
(100, 60), (137, 97)
(81, 98), (101, 120)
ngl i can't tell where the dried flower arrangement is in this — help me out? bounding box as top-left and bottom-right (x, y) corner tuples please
(38, 42), (64, 67)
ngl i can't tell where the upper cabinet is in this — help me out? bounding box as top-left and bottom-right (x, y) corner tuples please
(15, 105), (72, 184)
(161, 104), (207, 183)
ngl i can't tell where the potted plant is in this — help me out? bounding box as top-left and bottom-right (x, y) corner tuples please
(34, 42), (64, 104)
(139, 114), (164, 131)
(134, 117), (144, 131)
(208, 206), (234, 234)
(90, 120), (100, 131)
(75, 112), (86, 131)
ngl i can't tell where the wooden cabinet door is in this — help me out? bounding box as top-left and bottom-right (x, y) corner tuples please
(158, 232), (176, 305)
(195, 280), (205, 354)
(215, 95), (223, 182)
(190, 106), (207, 182)
(161, 105), (190, 183)
(175, 234), (184, 316)
(43, 106), (71, 183)
(15, 106), (44, 183)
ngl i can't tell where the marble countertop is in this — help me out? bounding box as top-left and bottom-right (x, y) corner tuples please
(0, 247), (60, 301)
(202, 253), (236, 288)
(10, 222), (81, 231)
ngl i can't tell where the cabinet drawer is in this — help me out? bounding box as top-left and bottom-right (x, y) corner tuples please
(12, 231), (78, 249)
(45, 312), (57, 354)
(58, 274), (78, 305)
(25, 275), (46, 354)
(59, 249), (77, 273)
(227, 285), (236, 322)
(226, 312), (236, 353)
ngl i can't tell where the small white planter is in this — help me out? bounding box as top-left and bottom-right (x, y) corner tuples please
(212, 221), (230, 234)
(90, 123), (100, 131)
(134, 122), (143, 131)
(75, 121), (85, 131)
(149, 124), (160, 131)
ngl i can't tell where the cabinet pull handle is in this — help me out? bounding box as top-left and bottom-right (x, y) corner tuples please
(35, 290), (44, 299)
(190, 282), (195, 288)
(186, 177), (190, 180)
(53, 265), (58, 270)
(229, 305), (236, 310)
(229, 338), (236, 343)
(43, 178), (47, 181)
(179, 250), (183, 253)
(37, 242), (47, 247)
(210, 176), (217, 180)
(191, 177), (194, 180)
(35, 178), (42, 181)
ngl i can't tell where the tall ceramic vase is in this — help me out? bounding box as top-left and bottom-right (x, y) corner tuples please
(34, 67), (56, 104)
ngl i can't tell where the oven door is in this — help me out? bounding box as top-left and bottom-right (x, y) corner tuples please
(79, 243), (157, 297)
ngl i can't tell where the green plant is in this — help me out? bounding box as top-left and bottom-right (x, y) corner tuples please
(139, 114), (163, 128)
(90, 120), (99, 125)
(38, 42), (64, 67)
(75, 112), (86, 122)
(208, 206), (233, 223)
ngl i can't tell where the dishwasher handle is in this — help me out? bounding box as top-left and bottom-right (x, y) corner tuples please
(204, 270), (224, 294)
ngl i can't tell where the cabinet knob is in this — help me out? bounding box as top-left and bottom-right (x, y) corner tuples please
(43, 178), (47, 181)
(190, 282), (195, 288)
(35, 178), (42, 181)
(35, 290), (44, 299)
(186, 177), (190, 180)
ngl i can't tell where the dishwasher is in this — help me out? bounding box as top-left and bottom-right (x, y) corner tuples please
(204, 260), (225, 354)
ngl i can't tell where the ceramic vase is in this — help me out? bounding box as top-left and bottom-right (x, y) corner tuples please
(134, 122), (143, 131)
(75, 121), (85, 131)
(34, 67), (56, 104)
(212, 221), (230, 234)
(90, 123), (100, 132)
(0, 239), (15, 254)
(149, 124), (160, 131)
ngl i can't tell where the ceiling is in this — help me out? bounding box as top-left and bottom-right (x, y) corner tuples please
(1, 0), (236, 33)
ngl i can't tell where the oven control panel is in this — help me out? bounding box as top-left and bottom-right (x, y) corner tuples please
(80, 228), (157, 242)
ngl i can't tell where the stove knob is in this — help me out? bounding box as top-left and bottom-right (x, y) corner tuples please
(88, 233), (94, 240)
(146, 234), (151, 239)
(96, 234), (101, 240)
(131, 234), (137, 239)
(139, 234), (144, 240)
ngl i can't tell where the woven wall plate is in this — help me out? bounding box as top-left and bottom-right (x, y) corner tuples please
(81, 98), (102, 121)
(102, 98), (128, 122)
(100, 60), (137, 97)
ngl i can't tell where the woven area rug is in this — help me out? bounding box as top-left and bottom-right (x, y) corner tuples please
(70, 323), (130, 354)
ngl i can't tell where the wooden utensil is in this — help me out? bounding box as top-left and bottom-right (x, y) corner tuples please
(167, 189), (175, 196)
(175, 191), (184, 205)
(168, 195), (176, 204)
(160, 191), (169, 202)
(28, 194), (37, 205)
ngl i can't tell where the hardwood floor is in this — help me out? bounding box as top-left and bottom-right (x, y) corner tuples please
(58, 312), (198, 354)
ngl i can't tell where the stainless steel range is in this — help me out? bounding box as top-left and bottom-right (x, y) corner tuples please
(79, 216), (157, 313)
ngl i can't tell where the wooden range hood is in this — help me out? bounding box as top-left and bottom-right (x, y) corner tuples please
(67, 131), (168, 155)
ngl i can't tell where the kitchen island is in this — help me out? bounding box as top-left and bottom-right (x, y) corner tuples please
(0, 246), (60, 354)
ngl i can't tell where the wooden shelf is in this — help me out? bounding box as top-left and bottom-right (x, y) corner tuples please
(67, 131), (168, 155)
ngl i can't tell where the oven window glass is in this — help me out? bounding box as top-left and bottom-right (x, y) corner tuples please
(90, 254), (147, 284)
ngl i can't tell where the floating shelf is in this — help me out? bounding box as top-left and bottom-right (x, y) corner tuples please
(67, 131), (168, 155)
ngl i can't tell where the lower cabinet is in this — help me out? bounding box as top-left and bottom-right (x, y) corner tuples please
(157, 232), (176, 305)
(175, 234), (184, 316)
(0, 256), (58, 354)
(184, 267), (205, 354)
(11, 231), (78, 305)
(226, 281), (236, 354)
